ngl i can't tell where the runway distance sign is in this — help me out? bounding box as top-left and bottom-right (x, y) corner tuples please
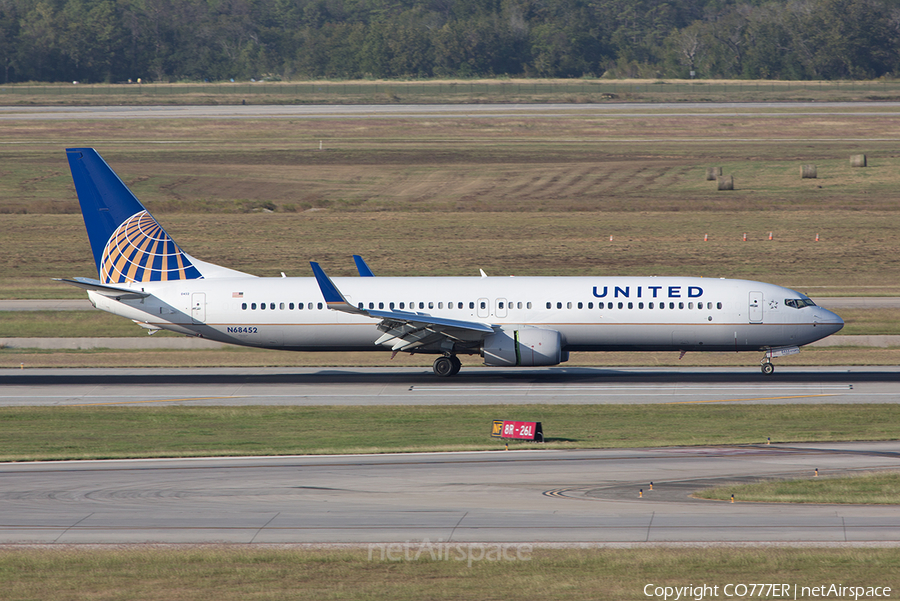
(491, 420), (543, 442)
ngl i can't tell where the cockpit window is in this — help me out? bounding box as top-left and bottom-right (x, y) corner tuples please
(785, 298), (817, 309)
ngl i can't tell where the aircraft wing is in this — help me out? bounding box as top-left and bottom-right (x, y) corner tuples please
(310, 262), (493, 352)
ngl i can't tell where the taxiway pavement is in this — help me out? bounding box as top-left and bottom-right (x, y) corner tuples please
(1, 443), (898, 544)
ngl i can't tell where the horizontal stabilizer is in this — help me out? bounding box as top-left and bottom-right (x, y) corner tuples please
(54, 277), (150, 299)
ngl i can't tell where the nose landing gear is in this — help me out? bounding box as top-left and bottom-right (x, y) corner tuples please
(760, 346), (800, 375)
(433, 354), (462, 377)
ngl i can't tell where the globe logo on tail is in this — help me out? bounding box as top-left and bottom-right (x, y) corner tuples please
(100, 211), (202, 283)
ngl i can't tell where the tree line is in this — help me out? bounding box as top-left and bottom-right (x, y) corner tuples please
(1, 0), (899, 84)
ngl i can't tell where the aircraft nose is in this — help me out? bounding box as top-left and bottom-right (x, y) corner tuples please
(815, 309), (844, 333)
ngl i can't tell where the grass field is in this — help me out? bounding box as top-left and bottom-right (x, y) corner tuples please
(3, 105), (900, 300)
(2, 546), (896, 601)
(696, 472), (900, 504)
(0, 404), (896, 462)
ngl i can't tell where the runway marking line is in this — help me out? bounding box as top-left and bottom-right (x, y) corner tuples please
(665, 394), (838, 404)
(66, 396), (241, 407)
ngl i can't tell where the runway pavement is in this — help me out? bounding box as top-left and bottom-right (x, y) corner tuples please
(1, 443), (898, 544)
(1, 366), (898, 406)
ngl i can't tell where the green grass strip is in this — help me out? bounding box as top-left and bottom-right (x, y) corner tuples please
(696, 472), (900, 504)
(0, 405), (898, 462)
(1, 547), (898, 601)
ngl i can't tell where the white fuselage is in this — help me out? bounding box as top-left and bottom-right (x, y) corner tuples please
(87, 275), (844, 355)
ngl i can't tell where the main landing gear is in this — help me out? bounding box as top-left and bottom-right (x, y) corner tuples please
(433, 354), (462, 377)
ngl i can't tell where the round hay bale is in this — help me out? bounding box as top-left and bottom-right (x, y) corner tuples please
(801, 165), (817, 179)
(717, 175), (734, 191)
(850, 154), (867, 168)
(706, 166), (723, 181)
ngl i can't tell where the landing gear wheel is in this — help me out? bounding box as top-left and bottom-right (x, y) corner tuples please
(433, 356), (455, 377)
(449, 355), (462, 376)
(761, 361), (775, 375)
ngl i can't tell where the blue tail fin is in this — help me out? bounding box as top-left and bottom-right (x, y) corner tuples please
(66, 148), (203, 284)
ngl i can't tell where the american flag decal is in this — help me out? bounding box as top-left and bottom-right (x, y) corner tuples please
(233, 292), (244, 298)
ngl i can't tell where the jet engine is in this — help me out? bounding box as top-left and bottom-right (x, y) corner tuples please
(482, 327), (565, 367)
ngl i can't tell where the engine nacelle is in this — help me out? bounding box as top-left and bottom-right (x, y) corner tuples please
(482, 328), (564, 367)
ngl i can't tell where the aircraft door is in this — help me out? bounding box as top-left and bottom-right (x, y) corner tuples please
(477, 298), (490, 319)
(496, 298), (508, 318)
(749, 291), (763, 323)
(191, 292), (206, 324)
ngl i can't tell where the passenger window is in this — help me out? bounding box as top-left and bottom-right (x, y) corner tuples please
(289, 303), (294, 310)
(669, 302), (675, 309)
(679, 302), (684, 309)
(251, 303), (257, 310)
(358, 303), (363, 310)
(717, 302), (722, 310)
(399, 302), (405, 309)
(618, 302), (624, 309)
(420, 302), (425, 309)
(429, 302), (434, 309)
(298, 303), (304, 310)
(469, 302), (475, 309)
(369, 302), (374, 309)
(638, 302), (644, 309)
(557, 302), (562, 309)
(480, 301), (486, 309)
(308, 303), (313, 310)
(458, 302), (464, 309)
(567, 302), (572, 309)
(628, 302), (633, 309)
(527, 302), (532, 309)
(379, 302), (384, 309)
(546, 302), (551, 309)
(688, 302), (693, 309)
(389, 302), (395, 310)
(587, 302), (593, 309)
(317, 303), (323, 310)
(280, 302), (285, 310)
(498, 301), (504, 309)
(242, 303), (247, 310)
(577, 302), (583, 309)
(269, 303), (275, 310)
(649, 302), (654, 309)
(438, 302), (443, 309)
(261, 303), (266, 310)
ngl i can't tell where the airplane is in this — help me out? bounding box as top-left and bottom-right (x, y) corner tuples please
(58, 148), (844, 377)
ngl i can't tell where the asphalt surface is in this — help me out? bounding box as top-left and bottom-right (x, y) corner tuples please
(1, 443), (897, 544)
(0, 366), (897, 406)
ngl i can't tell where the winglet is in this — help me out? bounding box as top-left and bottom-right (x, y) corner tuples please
(353, 255), (375, 277)
(310, 262), (364, 314)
